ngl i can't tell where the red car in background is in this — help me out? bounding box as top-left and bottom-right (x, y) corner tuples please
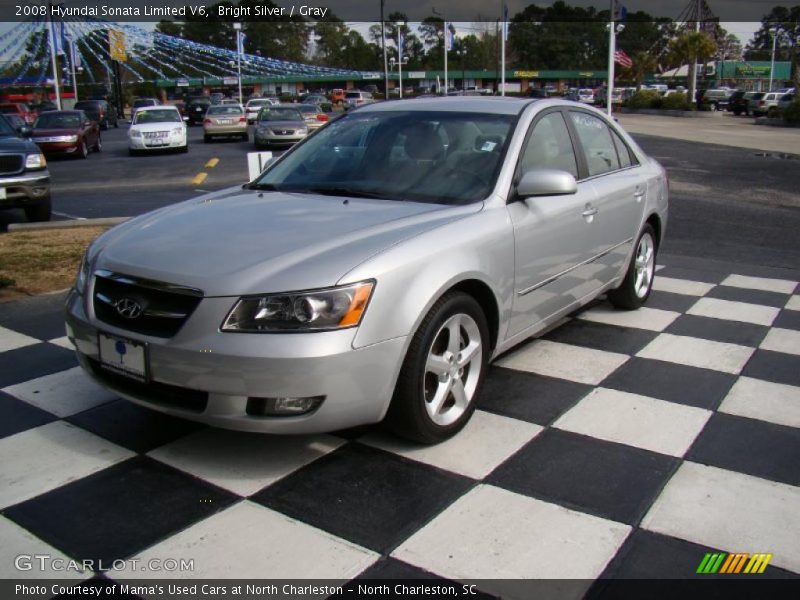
(0, 103), (36, 124)
(31, 110), (101, 159)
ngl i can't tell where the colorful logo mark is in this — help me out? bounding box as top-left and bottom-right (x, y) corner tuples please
(696, 552), (773, 574)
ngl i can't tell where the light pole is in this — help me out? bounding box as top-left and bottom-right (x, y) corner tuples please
(389, 55), (408, 97)
(769, 26), (778, 92)
(380, 1), (388, 98)
(47, 2), (62, 109)
(456, 47), (466, 91)
(233, 22), (243, 105)
(396, 23), (405, 98)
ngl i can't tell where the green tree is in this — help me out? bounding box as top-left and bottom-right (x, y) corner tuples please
(667, 31), (717, 105)
(745, 5), (800, 89)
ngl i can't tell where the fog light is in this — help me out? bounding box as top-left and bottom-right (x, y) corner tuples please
(246, 395), (325, 417)
(32, 187), (48, 197)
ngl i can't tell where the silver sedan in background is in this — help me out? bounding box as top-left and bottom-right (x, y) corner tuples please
(253, 105), (308, 148)
(66, 98), (668, 443)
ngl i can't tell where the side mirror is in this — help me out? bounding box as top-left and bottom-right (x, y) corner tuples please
(515, 168), (578, 198)
(18, 125), (32, 138)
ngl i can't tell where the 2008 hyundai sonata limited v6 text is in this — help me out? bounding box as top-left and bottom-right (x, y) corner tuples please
(65, 97), (668, 443)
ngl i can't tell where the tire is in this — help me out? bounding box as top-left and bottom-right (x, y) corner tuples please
(77, 140), (88, 159)
(101, 120), (109, 130)
(203, 134), (211, 143)
(179, 144), (188, 153)
(129, 148), (139, 157)
(733, 109), (741, 116)
(608, 224), (658, 310)
(113, 119), (119, 128)
(24, 197), (51, 222)
(385, 291), (490, 444)
(767, 107), (778, 118)
(241, 132), (248, 141)
(94, 135), (102, 152)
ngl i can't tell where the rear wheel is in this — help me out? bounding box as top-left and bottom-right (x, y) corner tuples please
(608, 224), (657, 310)
(94, 136), (102, 152)
(767, 107), (778, 118)
(241, 132), (248, 141)
(178, 144), (188, 153)
(24, 197), (51, 222)
(203, 134), (211, 143)
(77, 140), (88, 159)
(385, 291), (489, 443)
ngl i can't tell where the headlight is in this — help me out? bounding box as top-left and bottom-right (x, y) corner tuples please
(25, 153), (46, 169)
(221, 281), (374, 333)
(129, 129), (142, 138)
(64, 135), (79, 143)
(298, 126), (308, 134)
(172, 127), (184, 135)
(74, 250), (91, 295)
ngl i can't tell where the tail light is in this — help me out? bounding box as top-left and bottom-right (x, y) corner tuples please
(759, 101), (766, 106)
(203, 118), (212, 124)
(239, 116), (246, 123)
(316, 113), (329, 122)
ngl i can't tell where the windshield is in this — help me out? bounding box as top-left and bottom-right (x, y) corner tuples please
(247, 99), (268, 107)
(208, 105), (243, 115)
(133, 109), (181, 124)
(345, 92), (362, 98)
(0, 105), (20, 114)
(296, 104), (320, 113)
(35, 112), (81, 129)
(251, 110), (514, 205)
(258, 107), (303, 122)
(0, 115), (16, 136)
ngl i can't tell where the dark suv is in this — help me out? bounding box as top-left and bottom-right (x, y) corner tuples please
(74, 99), (119, 129)
(0, 115), (51, 222)
(186, 97), (212, 125)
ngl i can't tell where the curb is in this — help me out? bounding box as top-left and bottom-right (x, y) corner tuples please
(619, 108), (718, 118)
(7, 217), (129, 232)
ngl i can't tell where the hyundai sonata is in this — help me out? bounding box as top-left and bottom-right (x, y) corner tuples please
(66, 98), (667, 443)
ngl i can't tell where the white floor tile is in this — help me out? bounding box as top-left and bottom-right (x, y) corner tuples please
(497, 340), (629, 385)
(652, 277), (715, 297)
(393, 484), (631, 586)
(719, 376), (800, 428)
(148, 429), (344, 497)
(721, 274), (797, 295)
(2, 367), (117, 418)
(0, 421), (133, 509)
(636, 333), (754, 375)
(554, 388), (711, 457)
(0, 516), (88, 579)
(48, 336), (75, 350)
(687, 297), (779, 326)
(642, 462), (800, 574)
(119, 501), (378, 579)
(786, 295), (800, 311)
(759, 328), (800, 356)
(577, 305), (680, 332)
(0, 326), (40, 353)
(360, 410), (542, 479)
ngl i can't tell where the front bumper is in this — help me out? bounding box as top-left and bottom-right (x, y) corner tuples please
(65, 288), (406, 434)
(129, 135), (186, 150)
(36, 141), (80, 155)
(204, 124), (247, 136)
(254, 131), (307, 146)
(0, 172), (50, 208)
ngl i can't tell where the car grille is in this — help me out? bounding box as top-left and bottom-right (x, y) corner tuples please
(271, 129), (295, 135)
(93, 271), (203, 338)
(87, 357), (208, 413)
(143, 131), (169, 139)
(0, 154), (24, 176)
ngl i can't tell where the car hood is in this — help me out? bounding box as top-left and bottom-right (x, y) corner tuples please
(131, 121), (183, 130)
(0, 136), (38, 152)
(92, 189), (479, 297)
(33, 128), (80, 137)
(255, 120), (305, 129)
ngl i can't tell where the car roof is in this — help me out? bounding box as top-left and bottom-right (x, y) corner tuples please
(360, 96), (536, 116)
(135, 105), (179, 112)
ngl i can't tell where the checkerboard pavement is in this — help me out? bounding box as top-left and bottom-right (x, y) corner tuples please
(0, 256), (798, 597)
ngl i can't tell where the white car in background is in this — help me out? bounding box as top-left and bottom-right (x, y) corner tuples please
(245, 98), (278, 124)
(128, 106), (188, 155)
(577, 88), (595, 104)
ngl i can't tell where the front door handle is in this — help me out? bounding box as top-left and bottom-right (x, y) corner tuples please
(582, 207), (599, 218)
(634, 188), (646, 201)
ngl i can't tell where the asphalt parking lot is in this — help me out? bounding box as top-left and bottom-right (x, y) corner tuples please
(0, 114), (798, 594)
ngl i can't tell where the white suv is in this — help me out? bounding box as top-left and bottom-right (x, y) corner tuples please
(344, 91), (374, 109)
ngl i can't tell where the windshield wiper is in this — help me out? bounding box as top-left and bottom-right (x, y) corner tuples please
(293, 186), (396, 200)
(243, 182), (281, 191)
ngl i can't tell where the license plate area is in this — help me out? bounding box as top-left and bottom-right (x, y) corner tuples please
(98, 333), (148, 381)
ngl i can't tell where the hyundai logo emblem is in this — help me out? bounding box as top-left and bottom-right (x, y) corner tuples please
(114, 298), (143, 319)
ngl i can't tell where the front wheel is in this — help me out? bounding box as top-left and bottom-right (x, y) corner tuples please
(608, 224), (657, 310)
(94, 136), (102, 152)
(77, 140), (88, 159)
(24, 197), (51, 222)
(385, 291), (489, 443)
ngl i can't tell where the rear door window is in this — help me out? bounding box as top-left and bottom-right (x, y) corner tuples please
(569, 111), (620, 177)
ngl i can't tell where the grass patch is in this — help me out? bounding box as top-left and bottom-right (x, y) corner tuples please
(0, 226), (108, 302)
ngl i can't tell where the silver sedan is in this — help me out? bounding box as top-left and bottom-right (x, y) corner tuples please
(66, 98), (668, 443)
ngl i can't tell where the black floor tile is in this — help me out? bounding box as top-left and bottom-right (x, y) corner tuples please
(656, 267), (724, 284)
(0, 291), (70, 340)
(686, 413), (800, 487)
(600, 357), (736, 410)
(595, 529), (797, 581)
(67, 399), (205, 454)
(0, 343), (77, 387)
(4, 456), (239, 563)
(645, 290), (699, 313)
(251, 443), (473, 554)
(707, 285), (791, 308)
(665, 314), (768, 347)
(544, 319), (659, 356)
(0, 390), (57, 439)
(742, 350), (800, 387)
(478, 366), (592, 426)
(487, 429), (679, 526)
(355, 557), (452, 580)
(773, 310), (800, 331)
